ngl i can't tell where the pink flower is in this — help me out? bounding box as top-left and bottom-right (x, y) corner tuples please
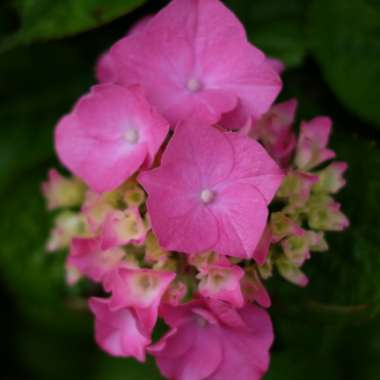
(55, 84), (169, 193)
(250, 99), (297, 167)
(197, 264), (245, 307)
(139, 125), (283, 259)
(100, 208), (147, 250)
(67, 237), (125, 283)
(150, 300), (273, 380)
(105, 267), (175, 333)
(98, 0), (281, 128)
(89, 297), (150, 361)
(295, 116), (336, 170)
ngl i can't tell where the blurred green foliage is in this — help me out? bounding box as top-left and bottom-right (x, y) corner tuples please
(0, 0), (145, 51)
(226, 0), (308, 67)
(0, 0), (379, 379)
(310, 0), (380, 127)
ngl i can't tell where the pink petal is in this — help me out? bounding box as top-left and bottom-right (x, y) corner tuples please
(225, 132), (284, 203)
(266, 57), (285, 74)
(161, 125), (235, 186)
(295, 116), (336, 170)
(152, 322), (223, 380)
(208, 304), (273, 380)
(89, 297), (150, 361)
(206, 299), (247, 329)
(211, 183), (268, 259)
(253, 226), (272, 265)
(95, 53), (118, 88)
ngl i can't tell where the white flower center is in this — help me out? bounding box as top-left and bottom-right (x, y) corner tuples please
(200, 189), (215, 204)
(187, 78), (202, 92)
(124, 129), (139, 144)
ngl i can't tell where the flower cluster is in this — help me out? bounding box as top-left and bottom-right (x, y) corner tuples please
(42, 1), (348, 379)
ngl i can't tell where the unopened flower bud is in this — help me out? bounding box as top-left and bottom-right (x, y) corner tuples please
(42, 169), (85, 210)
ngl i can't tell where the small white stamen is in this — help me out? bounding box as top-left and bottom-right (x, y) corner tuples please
(124, 129), (139, 144)
(187, 78), (202, 92)
(200, 189), (215, 204)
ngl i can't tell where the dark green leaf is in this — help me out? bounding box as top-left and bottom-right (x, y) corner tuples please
(226, 0), (309, 68)
(309, 0), (380, 126)
(0, 42), (94, 194)
(1, 0), (146, 52)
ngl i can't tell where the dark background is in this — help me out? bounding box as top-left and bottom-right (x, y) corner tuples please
(1, 0), (380, 379)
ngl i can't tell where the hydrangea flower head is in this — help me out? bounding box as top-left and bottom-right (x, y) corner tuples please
(55, 83), (169, 192)
(98, 0), (281, 128)
(41, 1), (351, 378)
(139, 125), (283, 259)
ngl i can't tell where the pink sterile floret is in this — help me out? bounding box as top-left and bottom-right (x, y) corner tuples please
(150, 300), (273, 380)
(55, 83), (169, 193)
(104, 267), (175, 334)
(100, 208), (147, 250)
(250, 99), (298, 168)
(97, 0), (281, 128)
(139, 125), (283, 259)
(67, 237), (125, 283)
(197, 264), (245, 307)
(295, 116), (336, 170)
(89, 297), (150, 361)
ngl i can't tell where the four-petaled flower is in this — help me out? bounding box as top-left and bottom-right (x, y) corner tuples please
(97, 0), (281, 128)
(139, 125), (283, 259)
(150, 300), (273, 380)
(56, 83), (169, 193)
